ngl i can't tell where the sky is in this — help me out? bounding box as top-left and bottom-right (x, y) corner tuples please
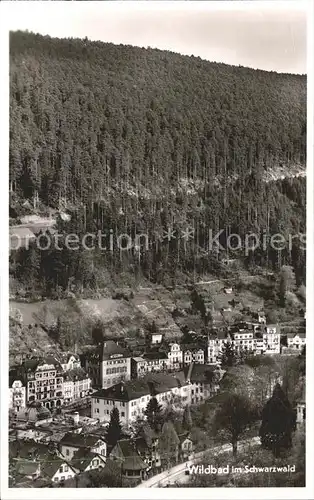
(2, 1), (308, 74)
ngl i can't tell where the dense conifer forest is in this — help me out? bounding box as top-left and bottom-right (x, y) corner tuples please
(9, 31), (306, 293)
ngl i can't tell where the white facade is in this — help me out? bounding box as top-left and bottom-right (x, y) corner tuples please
(263, 332), (280, 354)
(26, 362), (64, 409)
(101, 355), (131, 389)
(233, 331), (255, 353)
(92, 385), (189, 427)
(287, 334), (306, 351)
(61, 355), (81, 372)
(9, 380), (26, 412)
(51, 462), (77, 483)
(207, 338), (225, 364)
(168, 343), (183, 369)
(183, 349), (205, 365)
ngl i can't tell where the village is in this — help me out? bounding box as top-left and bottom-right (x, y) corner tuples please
(9, 280), (306, 488)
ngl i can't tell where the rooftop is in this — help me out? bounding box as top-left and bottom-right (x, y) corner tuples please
(92, 372), (185, 402)
(59, 432), (105, 449)
(71, 448), (104, 472)
(102, 340), (131, 361)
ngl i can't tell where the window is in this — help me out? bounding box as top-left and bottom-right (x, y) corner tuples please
(64, 465), (68, 472)
(96, 398), (100, 403)
(121, 412), (125, 417)
(96, 408), (99, 414)
(59, 465), (63, 473)
(61, 476), (65, 481)
(66, 449), (70, 456)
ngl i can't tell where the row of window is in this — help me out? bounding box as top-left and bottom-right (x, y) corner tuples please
(106, 366), (127, 375)
(95, 399), (125, 406)
(105, 359), (127, 365)
(94, 408), (125, 417)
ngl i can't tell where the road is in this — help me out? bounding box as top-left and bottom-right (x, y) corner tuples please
(137, 436), (260, 488)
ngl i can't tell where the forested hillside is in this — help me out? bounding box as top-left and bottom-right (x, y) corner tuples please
(9, 31), (306, 293)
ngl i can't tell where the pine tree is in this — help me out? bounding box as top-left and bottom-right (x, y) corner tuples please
(159, 421), (180, 467)
(259, 383), (296, 457)
(144, 397), (163, 431)
(182, 405), (193, 431)
(213, 393), (256, 456)
(106, 407), (122, 447)
(219, 341), (238, 367)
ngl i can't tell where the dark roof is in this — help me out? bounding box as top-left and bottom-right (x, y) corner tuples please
(102, 340), (131, 361)
(14, 459), (40, 476)
(9, 368), (23, 387)
(92, 372), (183, 402)
(143, 351), (168, 361)
(72, 449), (105, 472)
(64, 367), (89, 381)
(23, 357), (62, 373)
(114, 440), (147, 471)
(184, 364), (217, 384)
(287, 332), (306, 339)
(181, 343), (204, 351)
(92, 381), (149, 402)
(178, 432), (190, 444)
(41, 454), (76, 479)
(9, 440), (51, 461)
(60, 432), (105, 449)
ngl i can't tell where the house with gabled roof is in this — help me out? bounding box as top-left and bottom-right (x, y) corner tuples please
(71, 448), (106, 473)
(110, 439), (147, 485)
(59, 431), (106, 460)
(40, 454), (77, 483)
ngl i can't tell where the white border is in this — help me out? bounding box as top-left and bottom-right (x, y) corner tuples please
(0, 1), (313, 499)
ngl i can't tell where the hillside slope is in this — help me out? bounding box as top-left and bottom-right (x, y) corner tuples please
(9, 31), (306, 291)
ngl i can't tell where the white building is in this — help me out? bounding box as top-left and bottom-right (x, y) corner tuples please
(9, 373), (26, 412)
(182, 345), (205, 366)
(20, 357), (64, 409)
(60, 353), (81, 372)
(207, 334), (228, 364)
(101, 341), (132, 389)
(233, 331), (255, 353)
(263, 325), (281, 355)
(167, 343), (183, 370)
(91, 367), (219, 427)
(63, 368), (91, 403)
(287, 333), (306, 351)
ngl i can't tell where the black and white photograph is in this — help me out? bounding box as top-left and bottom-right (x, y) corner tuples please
(1, 1), (313, 498)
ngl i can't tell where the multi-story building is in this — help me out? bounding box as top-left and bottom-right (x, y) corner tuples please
(183, 363), (221, 405)
(91, 367), (219, 427)
(207, 332), (228, 364)
(167, 343), (183, 370)
(263, 325), (281, 355)
(232, 331), (255, 353)
(182, 344), (205, 366)
(9, 370), (26, 412)
(287, 333), (306, 351)
(83, 340), (131, 389)
(91, 373), (188, 426)
(101, 340), (132, 389)
(63, 368), (91, 403)
(19, 357), (64, 409)
(82, 347), (102, 388)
